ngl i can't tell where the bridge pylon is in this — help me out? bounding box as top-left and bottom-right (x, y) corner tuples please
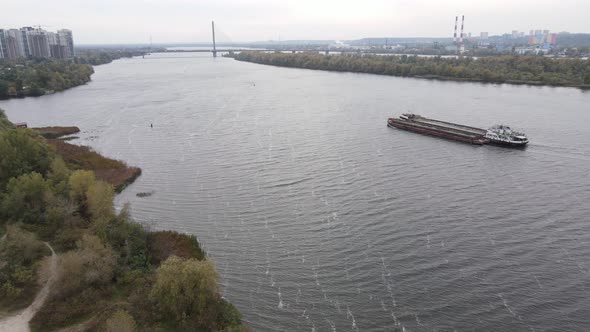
(212, 21), (217, 57)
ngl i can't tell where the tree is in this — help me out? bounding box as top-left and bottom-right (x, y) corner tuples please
(0, 80), (9, 99)
(47, 157), (70, 196)
(0, 129), (53, 189)
(1, 172), (52, 224)
(0, 109), (14, 131)
(86, 180), (114, 222)
(102, 310), (136, 332)
(68, 170), (96, 216)
(150, 256), (219, 322)
(53, 234), (116, 299)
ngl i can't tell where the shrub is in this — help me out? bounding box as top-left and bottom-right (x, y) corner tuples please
(102, 309), (137, 332)
(0, 226), (47, 308)
(53, 234), (116, 299)
(147, 231), (205, 265)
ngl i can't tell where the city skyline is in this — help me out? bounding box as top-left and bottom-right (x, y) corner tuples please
(2, 0), (589, 44)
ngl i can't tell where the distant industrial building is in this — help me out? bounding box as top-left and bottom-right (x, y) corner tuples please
(0, 27), (74, 60)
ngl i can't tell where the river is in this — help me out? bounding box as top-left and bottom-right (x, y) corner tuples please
(2, 53), (590, 331)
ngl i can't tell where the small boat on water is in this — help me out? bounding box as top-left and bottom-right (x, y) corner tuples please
(388, 114), (529, 148)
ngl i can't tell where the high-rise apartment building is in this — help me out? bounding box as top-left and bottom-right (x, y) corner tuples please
(27, 29), (51, 58)
(5, 29), (27, 58)
(58, 29), (74, 58)
(0, 26), (74, 60)
(0, 30), (6, 59)
(20, 27), (34, 57)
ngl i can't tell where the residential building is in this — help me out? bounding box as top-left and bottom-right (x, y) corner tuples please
(27, 29), (51, 58)
(0, 30), (6, 59)
(58, 29), (74, 58)
(0, 26), (74, 59)
(20, 27), (34, 57)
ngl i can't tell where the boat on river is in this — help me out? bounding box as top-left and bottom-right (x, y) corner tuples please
(387, 114), (528, 147)
(484, 125), (529, 147)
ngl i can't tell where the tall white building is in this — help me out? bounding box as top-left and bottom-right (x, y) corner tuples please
(0, 26), (74, 59)
(58, 29), (74, 58)
(26, 29), (51, 58)
(7, 29), (27, 58)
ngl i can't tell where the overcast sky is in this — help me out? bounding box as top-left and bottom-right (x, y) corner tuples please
(3, 0), (589, 44)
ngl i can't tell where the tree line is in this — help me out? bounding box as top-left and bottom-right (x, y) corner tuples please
(0, 49), (148, 100)
(0, 109), (247, 331)
(0, 60), (94, 99)
(74, 49), (148, 66)
(231, 51), (590, 88)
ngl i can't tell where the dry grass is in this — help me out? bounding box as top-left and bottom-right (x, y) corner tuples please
(47, 140), (141, 192)
(32, 127), (80, 139)
(147, 231), (206, 265)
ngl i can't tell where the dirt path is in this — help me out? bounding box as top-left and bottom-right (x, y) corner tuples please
(0, 242), (57, 332)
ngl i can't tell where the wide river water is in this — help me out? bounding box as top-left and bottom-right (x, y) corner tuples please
(2, 53), (590, 331)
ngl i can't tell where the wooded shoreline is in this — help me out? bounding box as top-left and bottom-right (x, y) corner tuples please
(0, 111), (247, 331)
(230, 51), (590, 89)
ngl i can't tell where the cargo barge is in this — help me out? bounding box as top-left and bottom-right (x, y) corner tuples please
(387, 114), (528, 147)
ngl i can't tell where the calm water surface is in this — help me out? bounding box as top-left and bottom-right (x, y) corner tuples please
(2, 53), (590, 331)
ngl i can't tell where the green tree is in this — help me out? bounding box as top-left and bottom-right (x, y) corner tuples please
(0, 129), (53, 189)
(0, 109), (14, 131)
(1, 172), (52, 224)
(68, 170), (96, 216)
(47, 157), (70, 196)
(150, 256), (219, 322)
(86, 180), (115, 222)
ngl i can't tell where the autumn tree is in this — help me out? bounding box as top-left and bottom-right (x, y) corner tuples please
(86, 180), (115, 221)
(150, 256), (219, 322)
(53, 234), (117, 299)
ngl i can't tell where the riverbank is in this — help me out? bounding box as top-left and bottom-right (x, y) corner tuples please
(0, 49), (147, 100)
(0, 61), (94, 100)
(30, 126), (141, 192)
(0, 110), (247, 331)
(230, 52), (590, 89)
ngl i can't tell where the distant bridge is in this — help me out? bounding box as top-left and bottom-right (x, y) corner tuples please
(161, 21), (406, 57)
(160, 48), (409, 55)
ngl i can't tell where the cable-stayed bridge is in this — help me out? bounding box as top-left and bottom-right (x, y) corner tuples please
(158, 21), (402, 56)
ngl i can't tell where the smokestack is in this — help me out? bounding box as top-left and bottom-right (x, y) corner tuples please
(460, 15), (465, 43)
(453, 16), (458, 43)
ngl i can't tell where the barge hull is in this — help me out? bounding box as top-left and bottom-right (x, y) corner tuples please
(388, 118), (488, 145)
